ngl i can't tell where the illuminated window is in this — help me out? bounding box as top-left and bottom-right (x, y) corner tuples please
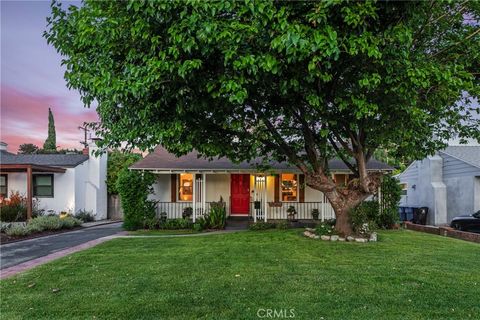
(178, 173), (193, 201)
(281, 173), (298, 202)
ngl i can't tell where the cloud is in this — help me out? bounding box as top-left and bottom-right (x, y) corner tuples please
(0, 85), (98, 153)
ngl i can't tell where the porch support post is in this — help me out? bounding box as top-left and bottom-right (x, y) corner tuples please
(321, 193), (325, 222)
(26, 165), (32, 221)
(192, 173), (196, 223)
(202, 173), (206, 215)
(264, 175), (268, 222)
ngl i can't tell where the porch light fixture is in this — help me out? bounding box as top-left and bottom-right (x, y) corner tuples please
(255, 176), (266, 182)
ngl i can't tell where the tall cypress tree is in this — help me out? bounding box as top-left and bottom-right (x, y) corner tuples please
(43, 107), (57, 151)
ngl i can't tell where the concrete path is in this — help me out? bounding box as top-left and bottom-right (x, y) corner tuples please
(0, 222), (123, 270)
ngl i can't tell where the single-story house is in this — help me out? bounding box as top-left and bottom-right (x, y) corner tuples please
(130, 146), (393, 222)
(398, 144), (480, 225)
(0, 141), (107, 220)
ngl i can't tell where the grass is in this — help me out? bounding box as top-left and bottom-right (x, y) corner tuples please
(1, 229), (479, 319)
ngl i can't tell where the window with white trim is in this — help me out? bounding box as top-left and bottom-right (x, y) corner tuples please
(178, 173), (193, 201)
(280, 173), (298, 202)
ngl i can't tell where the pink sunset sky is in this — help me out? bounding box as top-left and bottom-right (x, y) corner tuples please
(1, 0), (97, 154)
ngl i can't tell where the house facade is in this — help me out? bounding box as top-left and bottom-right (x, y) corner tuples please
(0, 141), (107, 220)
(130, 147), (393, 222)
(398, 145), (480, 225)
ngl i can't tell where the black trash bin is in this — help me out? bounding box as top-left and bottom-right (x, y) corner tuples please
(413, 207), (429, 225)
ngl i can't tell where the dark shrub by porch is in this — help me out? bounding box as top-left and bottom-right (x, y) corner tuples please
(116, 169), (156, 230)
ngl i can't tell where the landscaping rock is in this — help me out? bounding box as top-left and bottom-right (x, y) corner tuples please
(355, 237), (368, 243)
(314, 235), (320, 239)
(305, 227), (316, 232)
(338, 237), (346, 242)
(346, 236), (355, 242)
(330, 235), (339, 241)
(321, 235), (330, 241)
(369, 232), (378, 242)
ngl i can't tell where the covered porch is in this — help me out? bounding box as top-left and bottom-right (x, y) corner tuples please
(148, 171), (336, 222)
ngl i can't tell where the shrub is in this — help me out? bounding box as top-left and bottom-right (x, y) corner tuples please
(75, 209), (95, 222)
(207, 198), (226, 229)
(315, 222), (335, 236)
(144, 217), (160, 230)
(60, 216), (82, 229)
(116, 168), (156, 230)
(249, 221), (275, 231)
(6, 225), (29, 237)
(378, 175), (402, 228)
(28, 216), (62, 231)
(0, 191), (27, 222)
(193, 216), (209, 231)
(161, 218), (192, 230)
(276, 220), (289, 230)
(349, 201), (379, 234)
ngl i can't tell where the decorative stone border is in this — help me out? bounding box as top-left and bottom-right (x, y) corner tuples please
(303, 228), (377, 242)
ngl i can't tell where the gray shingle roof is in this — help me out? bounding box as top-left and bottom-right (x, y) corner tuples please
(0, 153), (89, 167)
(440, 146), (480, 169)
(130, 146), (393, 172)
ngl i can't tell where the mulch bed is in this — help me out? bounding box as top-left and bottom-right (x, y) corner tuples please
(0, 226), (83, 245)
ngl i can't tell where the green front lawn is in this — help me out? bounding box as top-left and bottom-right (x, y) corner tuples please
(1, 230), (479, 319)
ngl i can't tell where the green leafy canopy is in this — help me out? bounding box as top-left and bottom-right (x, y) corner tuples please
(45, 1), (480, 232)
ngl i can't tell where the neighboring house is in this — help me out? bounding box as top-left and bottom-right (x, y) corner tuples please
(0, 141), (107, 220)
(130, 146), (393, 222)
(398, 145), (480, 225)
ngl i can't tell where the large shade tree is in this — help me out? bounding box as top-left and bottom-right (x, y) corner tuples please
(45, 1), (479, 234)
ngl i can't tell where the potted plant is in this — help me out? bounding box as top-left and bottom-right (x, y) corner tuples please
(311, 209), (319, 220)
(287, 206), (297, 221)
(182, 207), (193, 219)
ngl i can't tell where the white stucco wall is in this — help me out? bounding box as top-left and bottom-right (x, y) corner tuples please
(3, 144), (108, 220)
(150, 174), (170, 201)
(6, 169), (76, 214)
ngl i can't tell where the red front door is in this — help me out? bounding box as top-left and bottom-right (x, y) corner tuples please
(230, 174), (250, 214)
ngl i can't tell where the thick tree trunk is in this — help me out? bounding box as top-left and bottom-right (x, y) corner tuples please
(305, 172), (382, 236)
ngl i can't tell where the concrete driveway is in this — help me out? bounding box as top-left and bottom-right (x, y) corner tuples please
(0, 222), (123, 269)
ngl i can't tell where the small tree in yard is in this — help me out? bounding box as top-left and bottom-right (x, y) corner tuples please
(116, 169), (156, 230)
(46, 1), (480, 235)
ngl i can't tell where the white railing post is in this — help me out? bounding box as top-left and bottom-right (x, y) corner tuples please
(192, 173), (196, 223)
(264, 176), (268, 222)
(202, 173), (206, 217)
(321, 193), (325, 221)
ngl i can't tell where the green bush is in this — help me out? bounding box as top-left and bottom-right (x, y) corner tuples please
(378, 175), (402, 228)
(276, 220), (289, 230)
(207, 199), (226, 229)
(144, 217), (160, 230)
(349, 201), (379, 233)
(248, 221), (275, 231)
(75, 209), (95, 222)
(161, 218), (192, 230)
(116, 169), (156, 230)
(6, 225), (29, 237)
(193, 216), (209, 231)
(315, 222), (335, 236)
(61, 216), (82, 229)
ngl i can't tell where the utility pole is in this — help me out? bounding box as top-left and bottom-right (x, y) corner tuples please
(78, 125), (89, 147)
